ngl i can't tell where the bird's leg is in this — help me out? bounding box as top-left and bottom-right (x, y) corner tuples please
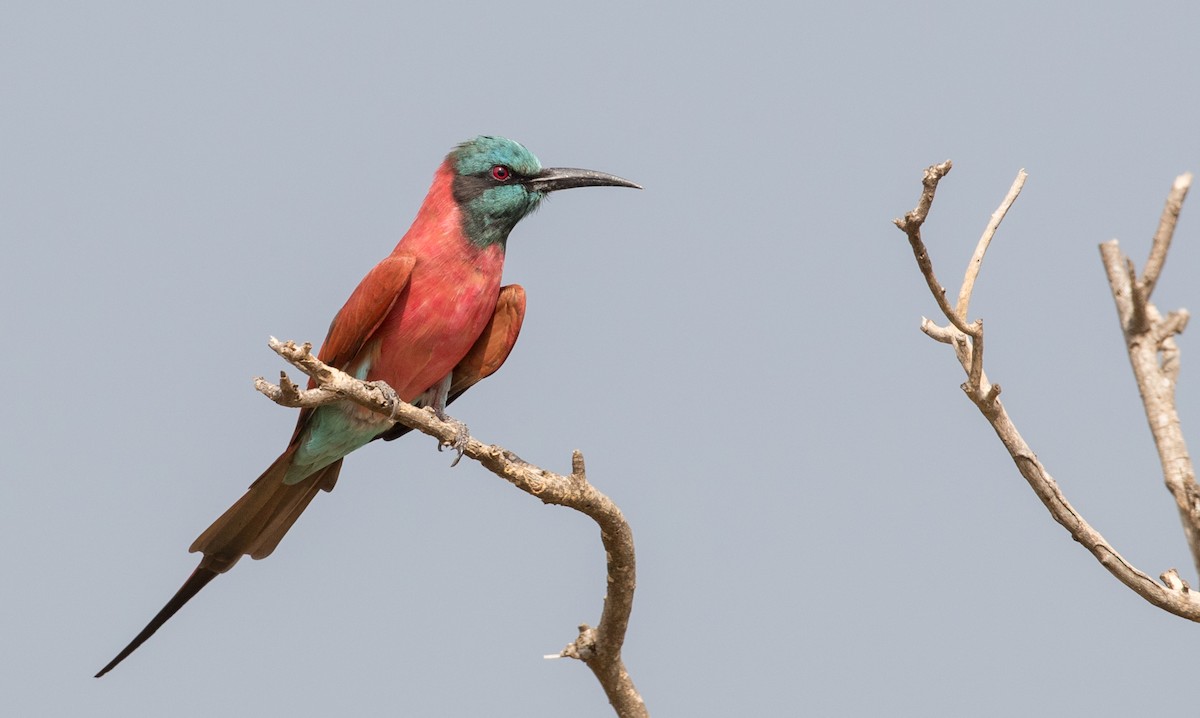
(426, 373), (452, 420)
(428, 373), (470, 465)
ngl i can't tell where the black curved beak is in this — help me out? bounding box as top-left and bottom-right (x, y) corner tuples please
(525, 167), (642, 193)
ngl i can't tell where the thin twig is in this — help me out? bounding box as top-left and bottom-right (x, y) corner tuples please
(254, 338), (648, 718)
(956, 169), (1027, 320)
(894, 161), (978, 338)
(1140, 173), (1193, 301)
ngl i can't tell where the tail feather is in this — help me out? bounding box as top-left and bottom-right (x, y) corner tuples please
(93, 566), (218, 678)
(189, 447), (340, 562)
(96, 445), (342, 677)
(245, 460), (342, 560)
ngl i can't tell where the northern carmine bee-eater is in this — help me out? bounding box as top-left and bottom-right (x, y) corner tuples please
(95, 136), (639, 677)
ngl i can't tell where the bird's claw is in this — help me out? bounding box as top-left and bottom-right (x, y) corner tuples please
(364, 380), (404, 423)
(436, 417), (471, 467)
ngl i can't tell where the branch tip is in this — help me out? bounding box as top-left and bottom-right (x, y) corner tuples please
(1162, 569), (1191, 593)
(1141, 172), (1192, 301)
(956, 168), (1027, 320)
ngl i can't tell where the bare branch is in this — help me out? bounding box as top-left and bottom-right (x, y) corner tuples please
(1140, 172), (1193, 301)
(966, 320), (986, 402)
(988, 404), (1200, 618)
(896, 160), (953, 231)
(894, 161), (977, 338)
(956, 169), (1027, 320)
(895, 162), (997, 397)
(1154, 309), (1191, 347)
(253, 369), (338, 408)
(897, 164), (1200, 621)
(256, 338), (647, 718)
(1100, 178), (1200, 579)
(920, 317), (956, 344)
(1162, 568), (1191, 593)
(1127, 257), (1150, 335)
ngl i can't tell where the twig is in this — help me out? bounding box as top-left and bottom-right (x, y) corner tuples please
(1140, 173), (1193, 301)
(255, 338), (647, 718)
(956, 169), (1026, 320)
(896, 163), (1200, 621)
(894, 161), (977, 338)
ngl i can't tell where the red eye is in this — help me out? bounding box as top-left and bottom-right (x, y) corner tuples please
(490, 165), (511, 181)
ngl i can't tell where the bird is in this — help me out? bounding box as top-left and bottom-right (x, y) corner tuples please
(95, 135), (639, 677)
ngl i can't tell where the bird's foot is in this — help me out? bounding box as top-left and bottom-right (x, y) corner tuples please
(369, 381), (404, 423)
(435, 415), (471, 467)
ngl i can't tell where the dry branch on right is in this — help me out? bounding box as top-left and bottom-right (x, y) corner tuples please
(895, 164), (1200, 620)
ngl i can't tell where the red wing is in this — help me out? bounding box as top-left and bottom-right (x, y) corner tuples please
(316, 254), (416, 374)
(375, 284), (525, 443)
(287, 254), (414, 444)
(448, 283), (526, 398)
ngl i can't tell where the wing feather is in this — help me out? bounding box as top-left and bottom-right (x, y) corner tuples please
(377, 283), (525, 442)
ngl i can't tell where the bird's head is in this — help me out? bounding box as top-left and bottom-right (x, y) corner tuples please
(449, 135), (640, 248)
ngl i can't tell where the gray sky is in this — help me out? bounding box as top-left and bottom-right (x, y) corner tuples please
(5, 2), (1200, 716)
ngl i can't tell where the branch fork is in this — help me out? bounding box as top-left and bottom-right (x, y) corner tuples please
(894, 162), (1023, 411)
(1100, 172), (1200, 578)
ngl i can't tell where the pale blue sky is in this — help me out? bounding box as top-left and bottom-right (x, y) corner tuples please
(5, 2), (1200, 716)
